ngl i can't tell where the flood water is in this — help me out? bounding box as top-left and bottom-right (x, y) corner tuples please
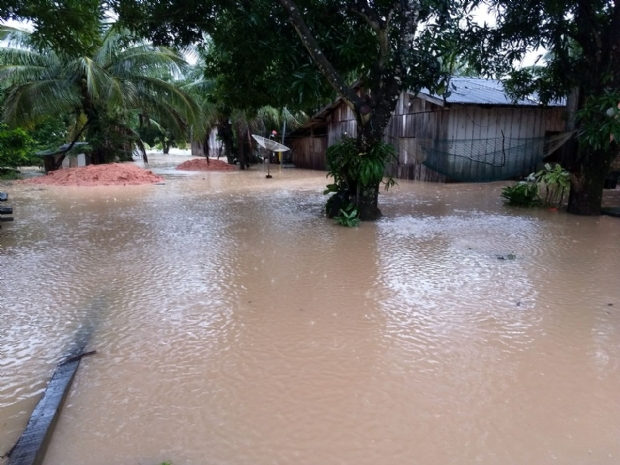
(1, 154), (620, 465)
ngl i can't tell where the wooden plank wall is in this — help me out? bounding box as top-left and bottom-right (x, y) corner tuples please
(383, 94), (451, 181)
(446, 106), (565, 140)
(441, 106), (566, 180)
(287, 91), (566, 182)
(289, 135), (328, 170)
(327, 105), (357, 146)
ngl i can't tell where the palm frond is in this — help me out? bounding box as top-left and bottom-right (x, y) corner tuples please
(3, 80), (82, 127)
(181, 45), (200, 67)
(0, 64), (56, 87)
(131, 93), (189, 139)
(63, 57), (112, 102)
(181, 78), (216, 94)
(105, 75), (129, 110)
(107, 46), (187, 79)
(256, 106), (282, 129)
(0, 47), (59, 69)
(130, 76), (203, 124)
(115, 122), (148, 162)
(281, 107), (308, 128)
(0, 20), (205, 147)
(93, 26), (123, 66)
(230, 109), (254, 134)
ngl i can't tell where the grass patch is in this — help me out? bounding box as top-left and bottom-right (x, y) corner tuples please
(0, 169), (21, 181)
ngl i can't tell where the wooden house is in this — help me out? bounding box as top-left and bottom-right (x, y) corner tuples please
(286, 78), (566, 182)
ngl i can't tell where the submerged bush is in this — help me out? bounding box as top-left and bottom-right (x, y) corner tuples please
(334, 205), (360, 227)
(534, 163), (570, 207)
(501, 180), (541, 207)
(501, 163), (570, 208)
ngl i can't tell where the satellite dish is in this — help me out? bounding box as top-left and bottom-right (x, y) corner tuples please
(252, 135), (291, 178)
(251, 135), (290, 152)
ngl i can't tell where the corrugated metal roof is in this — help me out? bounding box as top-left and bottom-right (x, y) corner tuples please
(287, 78), (566, 137)
(34, 142), (90, 157)
(420, 78), (565, 107)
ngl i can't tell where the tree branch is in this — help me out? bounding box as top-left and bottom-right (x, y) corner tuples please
(347, 2), (381, 32)
(607, 0), (620, 86)
(347, 2), (390, 69)
(399, 0), (421, 53)
(277, 0), (363, 110)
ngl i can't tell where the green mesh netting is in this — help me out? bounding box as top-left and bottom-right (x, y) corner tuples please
(412, 132), (574, 182)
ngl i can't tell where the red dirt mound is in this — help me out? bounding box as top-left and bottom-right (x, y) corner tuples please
(176, 158), (236, 171)
(21, 163), (164, 186)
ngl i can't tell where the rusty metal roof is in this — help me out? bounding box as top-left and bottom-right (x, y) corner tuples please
(420, 78), (565, 107)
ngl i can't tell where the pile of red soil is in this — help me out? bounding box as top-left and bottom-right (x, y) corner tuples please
(21, 163), (164, 186)
(176, 158), (236, 171)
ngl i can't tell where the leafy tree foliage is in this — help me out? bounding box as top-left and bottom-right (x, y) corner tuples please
(0, 0), (105, 57)
(116, 1), (336, 112)
(467, 0), (620, 215)
(0, 123), (34, 169)
(29, 117), (68, 153)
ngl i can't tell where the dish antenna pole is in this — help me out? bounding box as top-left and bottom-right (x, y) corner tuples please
(251, 133), (291, 179)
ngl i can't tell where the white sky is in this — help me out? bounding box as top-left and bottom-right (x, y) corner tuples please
(2, 18), (32, 30)
(470, 3), (545, 67)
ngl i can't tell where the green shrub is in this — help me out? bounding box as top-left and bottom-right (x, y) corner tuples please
(501, 180), (541, 207)
(533, 163), (570, 207)
(0, 124), (35, 169)
(0, 168), (21, 180)
(334, 206), (360, 227)
(501, 163), (570, 208)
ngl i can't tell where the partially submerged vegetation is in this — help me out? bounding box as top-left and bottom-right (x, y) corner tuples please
(324, 137), (397, 224)
(501, 164), (571, 208)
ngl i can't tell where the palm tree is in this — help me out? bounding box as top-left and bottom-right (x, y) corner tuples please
(0, 24), (203, 167)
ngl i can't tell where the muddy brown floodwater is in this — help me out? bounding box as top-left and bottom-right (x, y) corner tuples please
(1, 154), (619, 465)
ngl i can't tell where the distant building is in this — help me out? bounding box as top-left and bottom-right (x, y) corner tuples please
(286, 78), (567, 182)
(35, 142), (91, 172)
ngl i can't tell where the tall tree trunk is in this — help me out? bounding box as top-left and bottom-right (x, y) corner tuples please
(219, 119), (235, 164)
(236, 123), (246, 170)
(567, 147), (610, 215)
(352, 103), (395, 221)
(278, 0), (413, 221)
(564, 88), (615, 215)
(560, 88), (580, 169)
(204, 133), (210, 164)
(356, 183), (381, 221)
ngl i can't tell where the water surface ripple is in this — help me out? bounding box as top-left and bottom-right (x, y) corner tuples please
(1, 158), (619, 465)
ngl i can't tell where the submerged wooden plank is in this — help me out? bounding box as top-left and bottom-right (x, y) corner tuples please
(8, 359), (81, 465)
(601, 207), (620, 218)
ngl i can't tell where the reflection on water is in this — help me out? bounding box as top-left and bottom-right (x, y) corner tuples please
(1, 155), (619, 465)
